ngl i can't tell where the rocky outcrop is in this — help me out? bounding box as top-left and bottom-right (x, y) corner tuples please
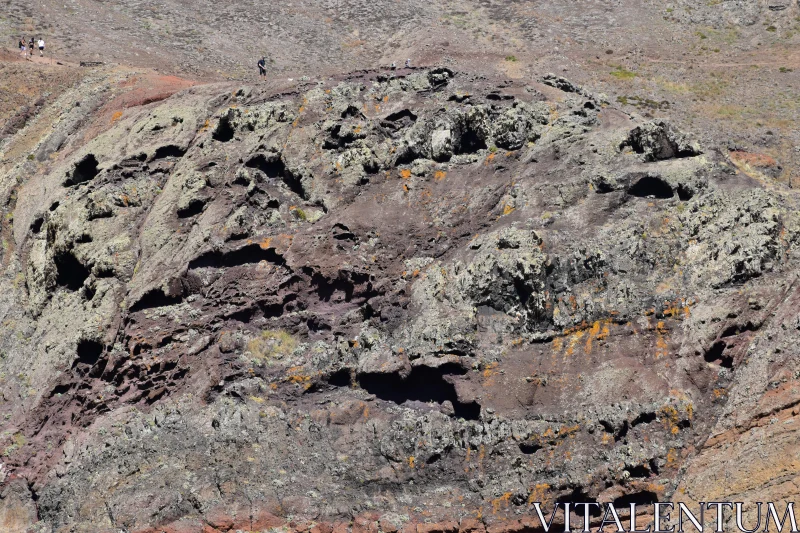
(0, 67), (798, 532)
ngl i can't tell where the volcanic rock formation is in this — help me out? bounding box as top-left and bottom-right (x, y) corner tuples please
(0, 67), (798, 532)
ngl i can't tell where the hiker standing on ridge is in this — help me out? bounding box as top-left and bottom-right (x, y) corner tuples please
(257, 57), (267, 80)
(405, 58), (411, 68)
(29, 37), (35, 58)
(19, 37), (26, 57)
(38, 38), (45, 57)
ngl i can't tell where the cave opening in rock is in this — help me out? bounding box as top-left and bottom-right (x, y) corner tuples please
(456, 128), (488, 154)
(628, 176), (674, 199)
(177, 198), (207, 218)
(555, 489), (603, 516)
(384, 109), (418, 123)
(66, 154), (99, 186)
(358, 363), (480, 420)
(130, 288), (184, 312)
(212, 113), (235, 142)
(704, 340), (733, 368)
(152, 145), (186, 160)
(518, 442), (542, 455)
(612, 490), (659, 508)
(54, 251), (90, 291)
(245, 153), (306, 199)
(75, 339), (103, 367)
(188, 243), (287, 270)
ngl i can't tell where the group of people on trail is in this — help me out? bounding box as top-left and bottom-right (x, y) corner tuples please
(18, 36), (45, 58)
(255, 56), (411, 80)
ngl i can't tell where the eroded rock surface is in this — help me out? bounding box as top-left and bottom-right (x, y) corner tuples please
(0, 68), (798, 532)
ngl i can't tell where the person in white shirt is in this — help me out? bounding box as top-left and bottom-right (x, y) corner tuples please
(38, 39), (45, 57)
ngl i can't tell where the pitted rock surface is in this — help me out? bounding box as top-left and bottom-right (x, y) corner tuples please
(0, 67), (798, 532)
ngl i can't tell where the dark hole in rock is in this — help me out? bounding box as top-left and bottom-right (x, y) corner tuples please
(628, 176), (674, 199)
(426, 453), (442, 465)
(307, 316), (332, 332)
(358, 363), (481, 420)
(54, 251), (90, 291)
(152, 145), (186, 160)
(513, 278), (534, 308)
(384, 109), (418, 123)
(615, 420), (629, 442)
(676, 184), (693, 201)
(30, 216), (44, 234)
(394, 148), (419, 166)
(75, 339), (103, 367)
(649, 458), (660, 475)
(613, 490), (659, 508)
(361, 302), (377, 320)
(327, 369), (351, 387)
(49, 384), (71, 397)
(627, 463), (652, 478)
(212, 112), (235, 142)
(245, 153), (306, 199)
(323, 124), (364, 150)
(177, 198), (207, 218)
(341, 105), (365, 119)
(94, 265), (115, 278)
(457, 128), (488, 154)
(66, 154), (99, 186)
(704, 340), (733, 368)
(130, 289), (183, 312)
(189, 243), (287, 270)
(518, 442), (542, 455)
(631, 411), (656, 426)
(555, 489), (602, 516)
(311, 273), (355, 302)
(332, 223), (357, 241)
(486, 92), (514, 101)
(49, 201), (60, 212)
(721, 321), (758, 338)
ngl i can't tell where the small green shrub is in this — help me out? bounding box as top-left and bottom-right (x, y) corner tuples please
(767, 26), (777, 32)
(504, 55), (517, 62)
(610, 66), (636, 80)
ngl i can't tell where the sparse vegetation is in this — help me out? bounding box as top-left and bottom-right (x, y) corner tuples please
(247, 330), (298, 362)
(504, 55), (517, 62)
(609, 65), (636, 80)
(293, 207), (308, 221)
(3, 432), (25, 457)
(617, 95), (670, 110)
